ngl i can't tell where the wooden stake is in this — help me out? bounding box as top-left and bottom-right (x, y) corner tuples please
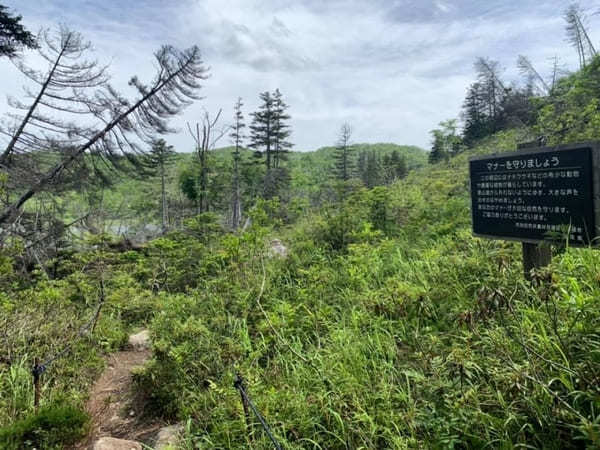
(33, 358), (41, 411)
(522, 242), (552, 280)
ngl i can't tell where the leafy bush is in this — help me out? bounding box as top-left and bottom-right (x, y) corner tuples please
(0, 403), (88, 449)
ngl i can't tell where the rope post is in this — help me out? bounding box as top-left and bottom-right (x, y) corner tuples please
(32, 358), (41, 411)
(91, 279), (105, 335)
(234, 373), (253, 441)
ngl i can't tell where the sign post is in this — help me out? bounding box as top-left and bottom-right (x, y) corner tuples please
(469, 142), (600, 279)
(521, 242), (551, 279)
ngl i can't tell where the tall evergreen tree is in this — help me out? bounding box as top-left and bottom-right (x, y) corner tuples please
(357, 150), (382, 188)
(365, 151), (381, 188)
(462, 57), (536, 145)
(230, 97), (245, 229)
(429, 129), (449, 164)
(461, 82), (489, 145)
(145, 139), (176, 233)
(333, 123), (354, 181)
(272, 89), (293, 168)
(387, 150), (407, 181)
(249, 91), (275, 171)
(357, 150), (367, 184)
(249, 89), (292, 198)
(461, 59), (509, 145)
(0, 4), (36, 58)
(475, 58), (505, 133)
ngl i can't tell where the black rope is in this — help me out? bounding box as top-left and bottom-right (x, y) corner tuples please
(32, 289), (105, 375)
(234, 374), (283, 450)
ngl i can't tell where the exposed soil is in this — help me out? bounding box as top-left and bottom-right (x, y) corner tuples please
(73, 348), (165, 449)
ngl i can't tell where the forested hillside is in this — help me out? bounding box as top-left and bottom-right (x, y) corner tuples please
(3, 129), (600, 448)
(1, 2), (600, 449)
(53, 143), (426, 244)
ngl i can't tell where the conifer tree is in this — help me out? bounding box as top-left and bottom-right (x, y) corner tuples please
(249, 89), (293, 198)
(428, 130), (448, 164)
(230, 97), (245, 229)
(357, 150), (382, 188)
(333, 123), (354, 181)
(365, 151), (381, 188)
(145, 139), (176, 233)
(0, 27), (208, 226)
(249, 91), (275, 171)
(564, 3), (596, 70)
(0, 4), (36, 57)
(384, 150), (407, 182)
(272, 89), (293, 168)
(461, 82), (489, 145)
(357, 150), (367, 183)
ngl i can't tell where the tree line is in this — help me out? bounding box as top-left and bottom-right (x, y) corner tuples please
(428, 2), (598, 164)
(0, 2), (415, 265)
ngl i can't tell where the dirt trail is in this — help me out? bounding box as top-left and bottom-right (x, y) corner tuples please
(73, 347), (164, 449)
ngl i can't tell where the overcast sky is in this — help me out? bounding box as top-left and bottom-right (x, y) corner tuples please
(1, 0), (600, 152)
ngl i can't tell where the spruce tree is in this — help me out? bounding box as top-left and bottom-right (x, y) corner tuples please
(249, 89), (293, 198)
(428, 131), (448, 164)
(386, 150), (407, 182)
(249, 91), (275, 171)
(358, 150), (382, 188)
(272, 89), (293, 168)
(461, 82), (489, 145)
(365, 151), (381, 188)
(0, 4), (36, 57)
(333, 123), (354, 181)
(145, 139), (176, 233)
(357, 150), (367, 184)
(230, 97), (245, 229)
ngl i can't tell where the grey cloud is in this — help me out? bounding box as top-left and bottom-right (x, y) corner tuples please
(271, 17), (293, 37)
(1, 0), (599, 151)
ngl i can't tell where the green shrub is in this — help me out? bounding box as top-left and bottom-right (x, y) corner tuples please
(0, 403), (88, 449)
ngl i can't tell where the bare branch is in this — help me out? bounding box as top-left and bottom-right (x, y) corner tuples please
(0, 38), (208, 225)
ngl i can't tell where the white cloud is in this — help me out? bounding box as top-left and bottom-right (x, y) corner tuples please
(435, 1), (452, 13)
(1, 0), (599, 152)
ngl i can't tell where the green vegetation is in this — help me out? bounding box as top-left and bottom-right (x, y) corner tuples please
(2, 128), (600, 448)
(0, 403), (88, 449)
(51, 143), (426, 236)
(2, 4), (600, 449)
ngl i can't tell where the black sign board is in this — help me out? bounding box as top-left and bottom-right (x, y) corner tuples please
(469, 144), (598, 245)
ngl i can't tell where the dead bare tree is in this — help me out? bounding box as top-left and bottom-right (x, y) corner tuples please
(549, 57), (562, 92)
(517, 55), (550, 96)
(0, 25), (208, 227)
(186, 109), (227, 214)
(564, 3), (597, 69)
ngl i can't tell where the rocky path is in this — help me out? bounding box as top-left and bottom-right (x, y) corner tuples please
(72, 330), (181, 450)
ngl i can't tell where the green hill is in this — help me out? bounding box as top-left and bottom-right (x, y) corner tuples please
(3, 127), (599, 448)
(5, 37), (600, 450)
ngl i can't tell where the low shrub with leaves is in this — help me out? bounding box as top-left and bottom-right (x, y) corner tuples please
(1, 129), (599, 448)
(0, 402), (88, 449)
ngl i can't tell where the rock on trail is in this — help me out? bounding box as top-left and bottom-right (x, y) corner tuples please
(92, 437), (142, 450)
(72, 329), (182, 449)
